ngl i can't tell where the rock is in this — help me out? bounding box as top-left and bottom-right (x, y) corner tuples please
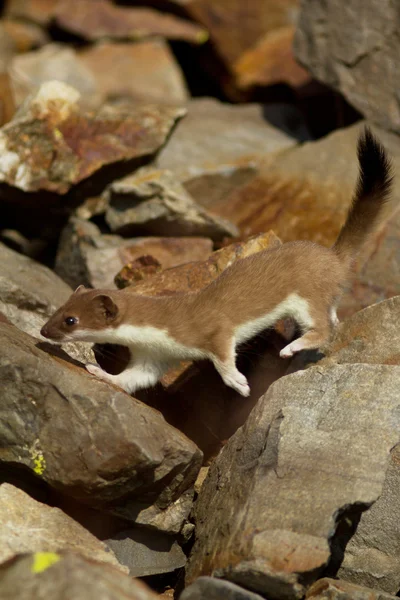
(337, 442), (400, 593)
(0, 321), (202, 532)
(0, 241), (94, 364)
(2, 18), (49, 52)
(0, 483), (125, 571)
(306, 578), (398, 599)
(104, 167), (238, 241)
(0, 24), (16, 126)
(54, 0), (208, 44)
(126, 231), (281, 295)
(205, 122), (400, 318)
(4, 0), (59, 26)
(79, 40), (189, 106)
(175, 0), (302, 98)
(181, 577), (266, 600)
(156, 97), (297, 207)
(55, 217), (213, 289)
(0, 552), (159, 600)
(233, 26), (310, 94)
(294, 0), (400, 133)
(322, 296), (400, 367)
(106, 527), (186, 576)
(186, 363), (400, 599)
(0, 80), (185, 194)
(9, 44), (103, 108)
(115, 256), (162, 289)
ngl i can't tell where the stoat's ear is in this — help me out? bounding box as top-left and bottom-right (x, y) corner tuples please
(74, 285), (86, 295)
(92, 294), (119, 321)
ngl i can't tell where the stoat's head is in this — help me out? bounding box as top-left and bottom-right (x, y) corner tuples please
(40, 285), (120, 343)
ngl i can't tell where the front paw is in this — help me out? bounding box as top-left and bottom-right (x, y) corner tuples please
(86, 363), (104, 378)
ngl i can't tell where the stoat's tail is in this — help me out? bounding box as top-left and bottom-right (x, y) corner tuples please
(333, 128), (393, 265)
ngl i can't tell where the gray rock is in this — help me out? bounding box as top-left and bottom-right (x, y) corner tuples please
(186, 364), (400, 599)
(104, 167), (238, 241)
(55, 217), (212, 289)
(306, 577), (398, 599)
(181, 577), (266, 600)
(106, 527), (186, 576)
(9, 43), (102, 108)
(0, 552), (159, 600)
(0, 241), (94, 364)
(0, 483), (125, 571)
(338, 443), (400, 593)
(294, 0), (400, 133)
(0, 321), (202, 533)
(156, 97), (296, 207)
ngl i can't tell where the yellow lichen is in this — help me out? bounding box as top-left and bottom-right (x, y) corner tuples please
(30, 440), (46, 475)
(31, 552), (61, 574)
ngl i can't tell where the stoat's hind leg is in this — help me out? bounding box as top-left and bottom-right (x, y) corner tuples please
(210, 338), (250, 397)
(279, 313), (331, 359)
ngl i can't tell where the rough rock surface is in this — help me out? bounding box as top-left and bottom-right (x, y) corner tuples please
(294, 0), (400, 133)
(79, 40), (189, 106)
(9, 44), (102, 108)
(104, 167), (238, 240)
(0, 484), (124, 571)
(106, 527), (186, 577)
(186, 363), (400, 599)
(0, 80), (185, 193)
(0, 321), (202, 532)
(156, 97), (296, 207)
(306, 578), (398, 599)
(2, 18), (48, 52)
(5, 0), (58, 26)
(55, 217), (212, 289)
(0, 552), (158, 600)
(54, 0), (207, 44)
(181, 577), (267, 600)
(0, 241), (94, 364)
(206, 122), (400, 318)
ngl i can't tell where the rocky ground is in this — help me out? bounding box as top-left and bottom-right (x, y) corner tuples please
(0, 1), (399, 599)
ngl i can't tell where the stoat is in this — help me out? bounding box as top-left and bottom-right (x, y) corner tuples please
(41, 129), (393, 397)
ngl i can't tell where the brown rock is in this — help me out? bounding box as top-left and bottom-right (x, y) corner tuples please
(0, 321), (202, 532)
(0, 80), (185, 193)
(4, 0), (59, 26)
(234, 26), (310, 93)
(186, 363), (400, 598)
(181, 577), (266, 600)
(0, 24), (16, 125)
(54, 0), (208, 44)
(104, 167), (238, 241)
(306, 578), (398, 599)
(55, 217), (213, 289)
(0, 483), (125, 571)
(79, 40), (189, 106)
(294, 0), (400, 134)
(205, 122), (400, 318)
(2, 18), (49, 52)
(9, 43), (103, 108)
(115, 256), (162, 289)
(0, 552), (159, 600)
(156, 97), (297, 207)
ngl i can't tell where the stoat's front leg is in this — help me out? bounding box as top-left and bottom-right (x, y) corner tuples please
(86, 359), (165, 394)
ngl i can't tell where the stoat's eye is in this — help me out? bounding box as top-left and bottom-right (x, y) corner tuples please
(65, 316), (78, 326)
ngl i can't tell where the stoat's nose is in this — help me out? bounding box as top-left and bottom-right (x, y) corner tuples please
(40, 324), (50, 338)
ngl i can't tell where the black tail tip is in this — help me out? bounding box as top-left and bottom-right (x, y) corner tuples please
(357, 127), (393, 197)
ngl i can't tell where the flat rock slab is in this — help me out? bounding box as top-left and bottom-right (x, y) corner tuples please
(0, 241), (94, 364)
(294, 0), (400, 133)
(208, 122), (400, 318)
(181, 577), (266, 600)
(0, 321), (202, 533)
(79, 40), (189, 106)
(106, 527), (186, 577)
(0, 483), (124, 571)
(0, 552), (158, 600)
(187, 363), (400, 599)
(104, 167), (237, 241)
(0, 80), (185, 193)
(55, 217), (212, 289)
(306, 578), (398, 599)
(54, 0), (207, 44)
(5, 0), (59, 26)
